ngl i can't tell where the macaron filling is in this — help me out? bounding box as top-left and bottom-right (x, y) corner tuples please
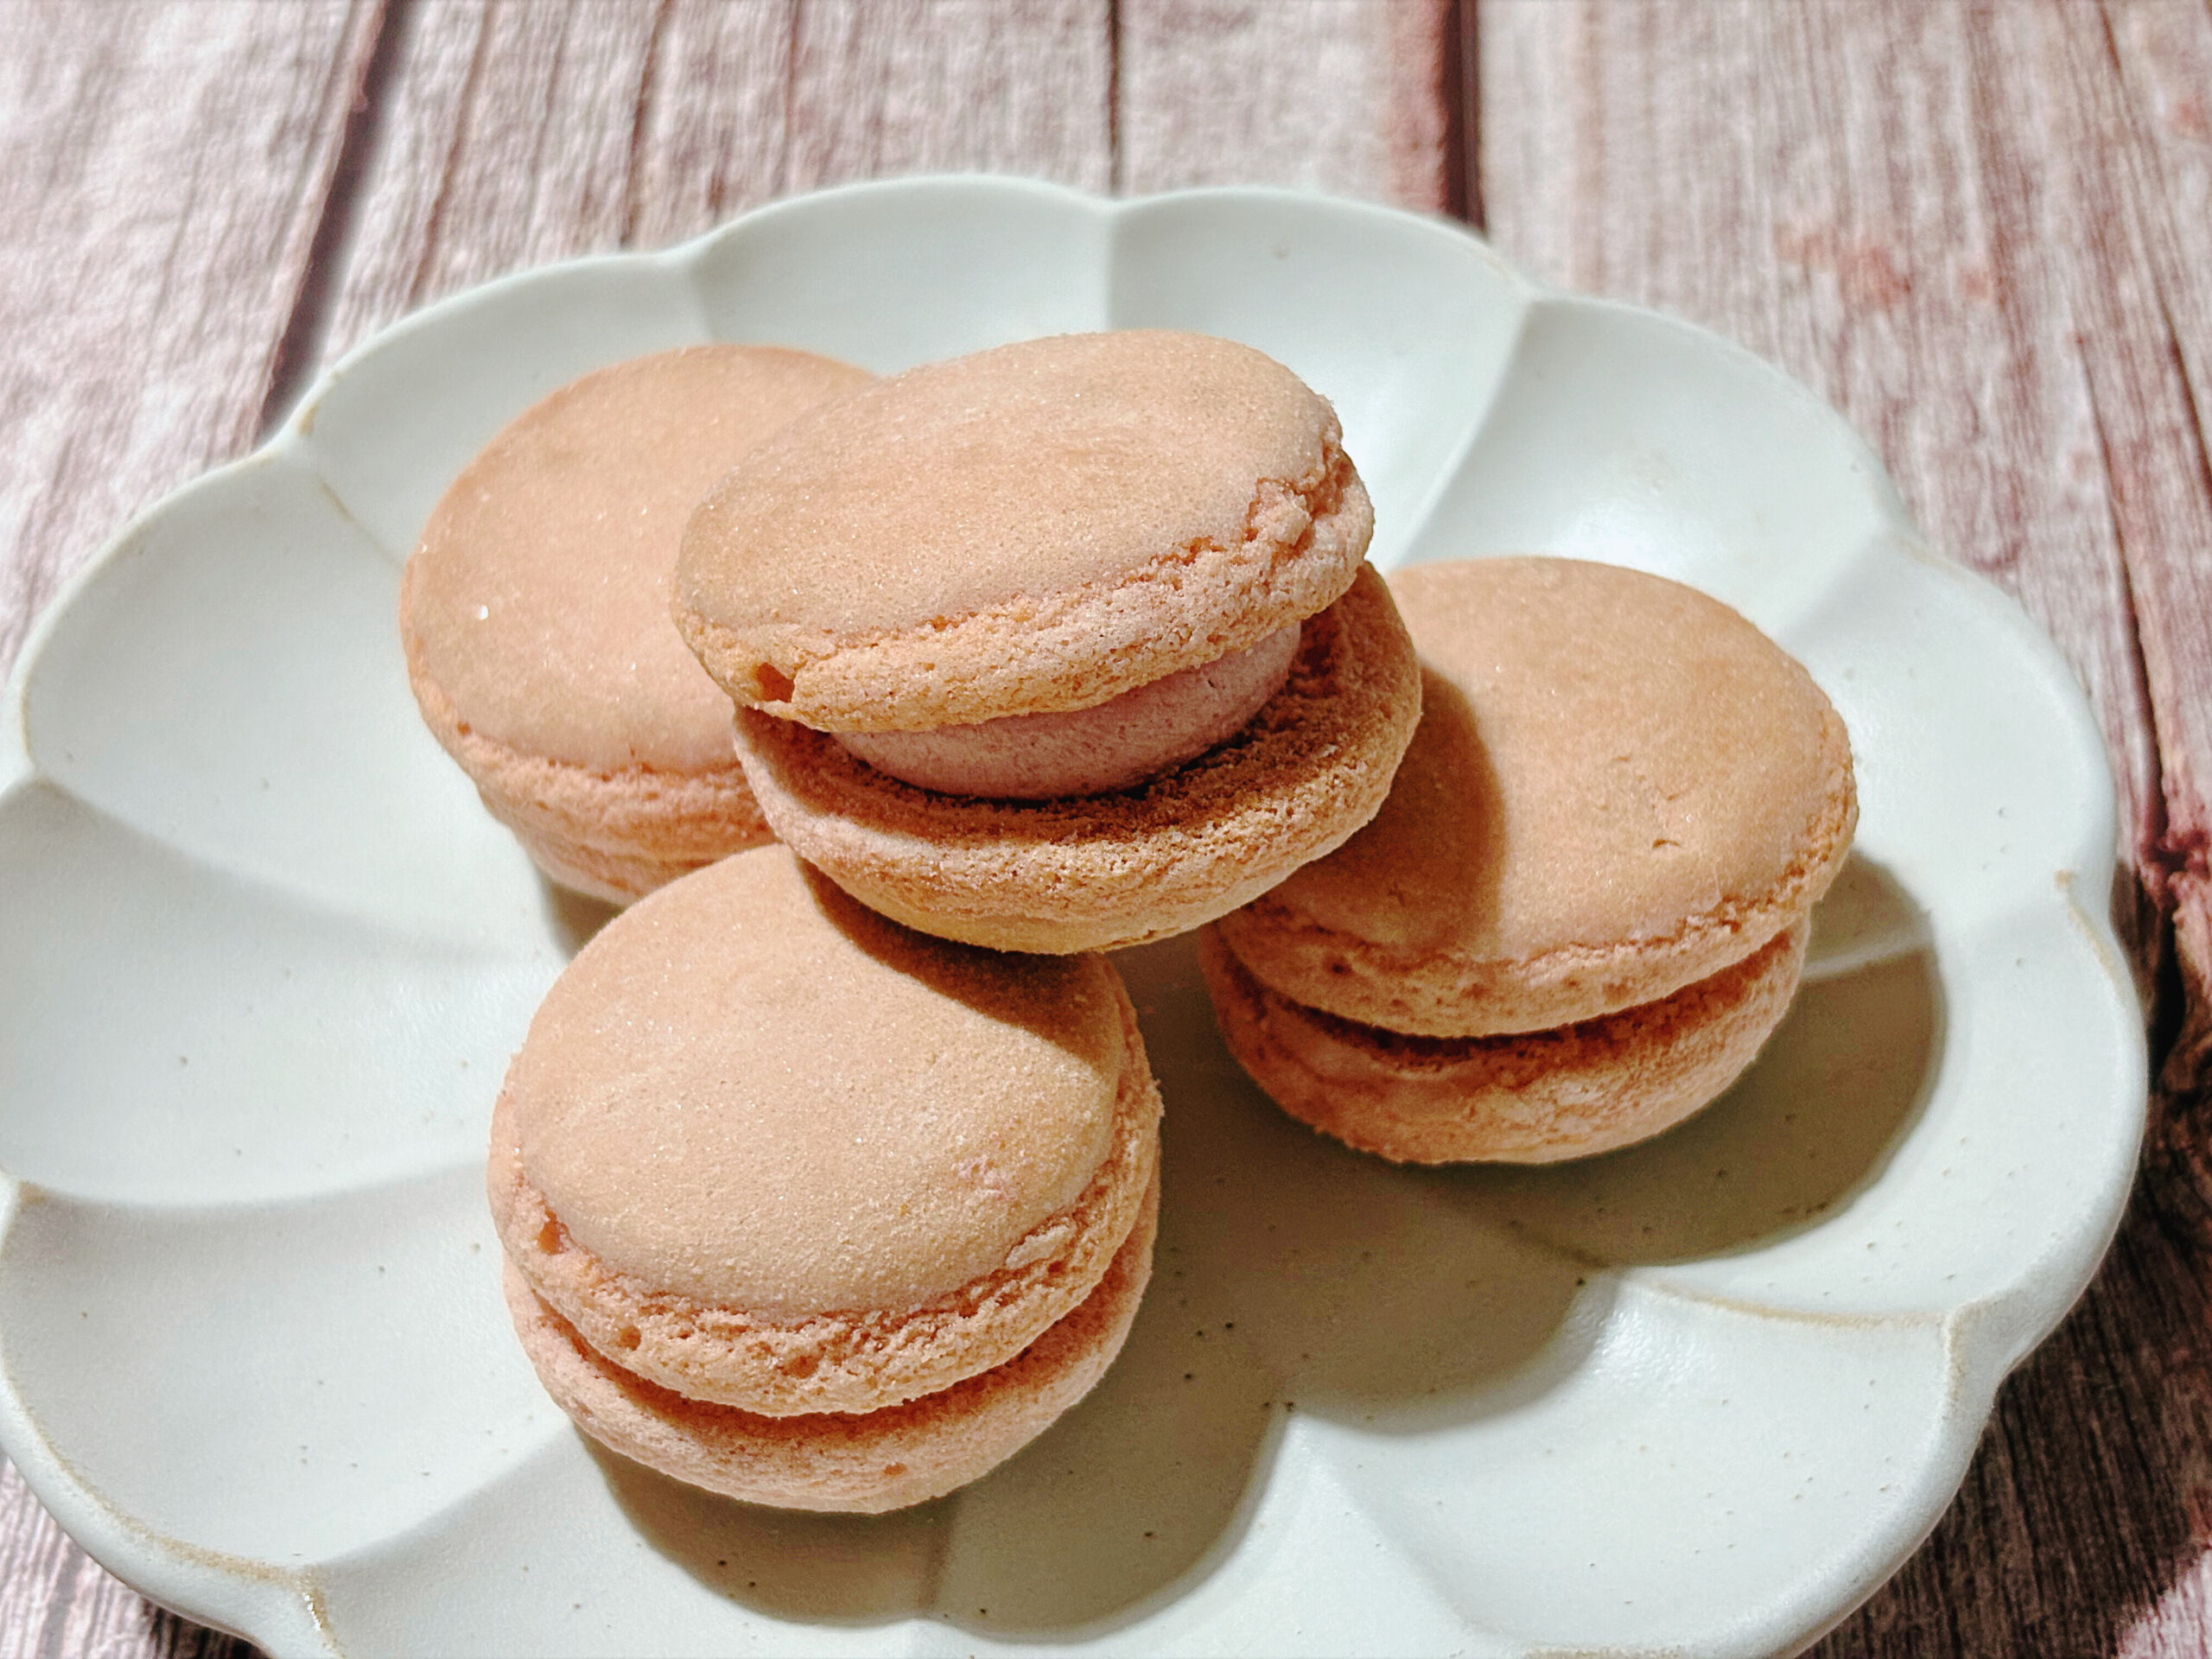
(832, 623), (1302, 800)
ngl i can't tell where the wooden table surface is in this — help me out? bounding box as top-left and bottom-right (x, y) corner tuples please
(2, 2), (2208, 1654)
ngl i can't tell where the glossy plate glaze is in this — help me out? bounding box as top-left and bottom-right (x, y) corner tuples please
(0, 179), (2145, 1657)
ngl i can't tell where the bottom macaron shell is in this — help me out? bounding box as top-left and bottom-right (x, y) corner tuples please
(1199, 922), (1808, 1164)
(504, 1171), (1160, 1514)
(410, 664), (773, 905)
(731, 564), (1421, 954)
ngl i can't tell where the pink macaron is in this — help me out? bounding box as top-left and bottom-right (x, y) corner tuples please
(401, 344), (870, 902)
(672, 329), (1422, 953)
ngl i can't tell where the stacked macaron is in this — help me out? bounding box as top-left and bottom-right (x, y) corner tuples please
(1200, 556), (1857, 1163)
(490, 847), (1161, 1512)
(673, 330), (1423, 953)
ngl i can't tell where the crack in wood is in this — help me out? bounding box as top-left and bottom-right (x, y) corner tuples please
(1442, 0), (1475, 225)
(1106, 0), (1122, 194)
(257, 0), (416, 439)
(618, 0), (673, 249)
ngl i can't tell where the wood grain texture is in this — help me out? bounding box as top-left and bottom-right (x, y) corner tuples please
(324, 0), (1114, 363)
(0, 1462), (241, 1659)
(2100, 0), (2212, 1252)
(0, 0), (381, 678)
(1116, 0), (1455, 207)
(780, 1), (1111, 200)
(0, 7), (379, 1649)
(1477, 0), (2212, 1651)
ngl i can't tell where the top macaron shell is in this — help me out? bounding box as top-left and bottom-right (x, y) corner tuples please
(493, 845), (1160, 1417)
(673, 329), (1373, 733)
(1213, 557), (1857, 1038)
(404, 344), (873, 774)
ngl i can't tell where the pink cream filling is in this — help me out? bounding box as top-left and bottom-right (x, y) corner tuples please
(836, 624), (1301, 800)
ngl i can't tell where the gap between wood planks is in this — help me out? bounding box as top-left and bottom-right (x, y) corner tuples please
(257, 0), (416, 437)
(255, 0), (1486, 444)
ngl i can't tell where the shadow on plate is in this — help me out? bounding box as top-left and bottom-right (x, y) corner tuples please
(1451, 855), (1942, 1264)
(540, 879), (620, 956)
(596, 856), (1932, 1637)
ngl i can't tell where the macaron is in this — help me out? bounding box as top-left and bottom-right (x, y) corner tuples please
(673, 329), (1422, 954)
(401, 344), (871, 904)
(1201, 556), (1857, 1163)
(489, 845), (1162, 1512)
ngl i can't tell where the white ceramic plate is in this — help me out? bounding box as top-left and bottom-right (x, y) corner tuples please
(0, 179), (2145, 1658)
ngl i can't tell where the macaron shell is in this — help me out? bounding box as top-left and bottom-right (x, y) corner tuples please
(1199, 921), (1808, 1165)
(401, 639), (767, 905)
(675, 330), (1373, 731)
(404, 344), (871, 774)
(514, 848), (1128, 1313)
(1218, 557), (1856, 1036)
(501, 1170), (1157, 1515)
(731, 564), (1421, 954)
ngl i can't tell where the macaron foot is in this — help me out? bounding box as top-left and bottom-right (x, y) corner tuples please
(504, 1173), (1158, 1514)
(407, 652), (774, 903)
(1199, 920), (1809, 1165)
(453, 736), (772, 905)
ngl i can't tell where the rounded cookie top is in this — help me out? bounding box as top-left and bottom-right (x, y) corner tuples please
(508, 846), (1132, 1319)
(675, 330), (1372, 732)
(404, 345), (871, 774)
(1217, 557), (1855, 1036)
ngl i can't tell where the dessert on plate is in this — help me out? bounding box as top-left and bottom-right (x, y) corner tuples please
(674, 328), (1422, 953)
(401, 344), (869, 903)
(489, 845), (1161, 1511)
(1202, 556), (1857, 1163)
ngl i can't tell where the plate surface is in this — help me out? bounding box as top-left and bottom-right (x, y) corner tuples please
(0, 178), (2145, 1657)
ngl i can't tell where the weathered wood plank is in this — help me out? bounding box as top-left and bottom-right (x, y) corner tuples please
(318, 0), (667, 362)
(780, 0), (1111, 200)
(0, 7), (384, 1651)
(0, 0), (382, 677)
(1116, 0), (1456, 207)
(1476, 1), (2212, 1651)
(2100, 0), (2212, 1249)
(616, 0), (798, 251)
(2091, 1), (2212, 1640)
(325, 0), (1114, 363)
